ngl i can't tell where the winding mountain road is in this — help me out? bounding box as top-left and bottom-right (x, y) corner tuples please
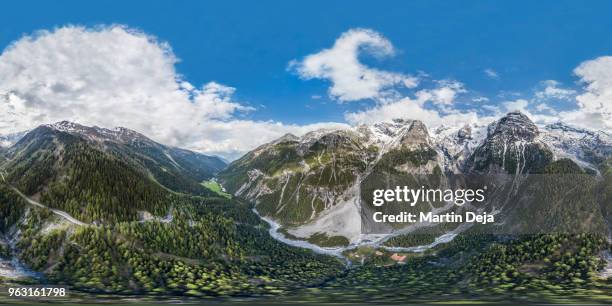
(0, 171), (87, 226)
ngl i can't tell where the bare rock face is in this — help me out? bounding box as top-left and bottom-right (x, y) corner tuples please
(401, 120), (430, 147)
(467, 111), (552, 174)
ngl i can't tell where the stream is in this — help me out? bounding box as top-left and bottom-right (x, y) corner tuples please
(0, 234), (42, 280)
(0, 255), (41, 279)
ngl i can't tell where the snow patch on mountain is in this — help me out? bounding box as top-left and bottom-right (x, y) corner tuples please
(46, 121), (155, 145)
(430, 123), (488, 173)
(539, 122), (611, 170)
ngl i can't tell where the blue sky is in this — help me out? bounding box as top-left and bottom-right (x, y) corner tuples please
(0, 1), (611, 158)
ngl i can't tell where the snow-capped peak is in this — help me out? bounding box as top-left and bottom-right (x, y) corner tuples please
(45, 121), (152, 145)
(429, 122), (489, 173)
(538, 121), (611, 168)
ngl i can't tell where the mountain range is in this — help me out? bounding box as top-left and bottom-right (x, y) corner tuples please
(218, 111), (611, 247)
(0, 120), (344, 296)
(0, 112), (610, 302)
(1, 121), (227, 223)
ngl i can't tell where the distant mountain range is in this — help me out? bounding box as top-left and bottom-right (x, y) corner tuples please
(218, 112), (611, 247)
(0, 131), (28, 148)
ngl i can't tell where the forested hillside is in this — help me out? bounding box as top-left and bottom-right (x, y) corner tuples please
(0, 123), (345, 296)
(0, 123), (227, 223)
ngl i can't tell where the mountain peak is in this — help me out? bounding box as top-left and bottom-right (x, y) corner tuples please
(8, 120), (226, 200)
(488, 111), (538, 141)
(401, 120), (430, 147)
(273, 133), (299, 144)
(498, 111), (533, 125)
(392, 118), (412, 125)
(44, 121), (153, 145)
(408, 120), (428, 133)
(47, 120), (88, 133)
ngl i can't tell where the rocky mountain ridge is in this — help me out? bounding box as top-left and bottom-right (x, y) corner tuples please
(0, 121), (227, 214)
(218, 111), (611, 247)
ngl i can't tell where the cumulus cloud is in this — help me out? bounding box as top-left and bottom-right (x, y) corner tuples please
(534, 80), (576, 101)
(344, 96), (484, 127)
(288, 28), (417, 102)
(423, 81), (466, 106)
(503, 99), (529, 113)
(535, 103), (556, 114)
(331, 30), (610, 132)
(491, 71), (612, 130)
(0, 25), (346, 160)
(344, 78), (471, 127)
(288, 28), (494, 131)
(564, 56), (612, 130)
(518, 59), (612, 130)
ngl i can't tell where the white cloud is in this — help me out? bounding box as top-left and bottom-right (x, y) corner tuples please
(503, 99), (529, 113)
(502, 98), (561, 126)
(184, 120), (348, 160)
(493, 65), (612, 130)
(472, 96), (490, 103)
(424, 80), (466, 106)
(564, 56), (612, 130)
(289, 28), (417, 102)
(0, 25), (346, 160)
(286, 29), (487, 131)
(344, 78), (473, 127)
(535, 103), (556, 114)
(484, 68), (499, 79)
(534, 80), (576, 100)
(344, 95), (489, 128)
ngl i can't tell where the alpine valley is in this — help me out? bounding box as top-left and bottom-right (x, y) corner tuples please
(218, 111), (611, 247)
(1, 112), (611, 304)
